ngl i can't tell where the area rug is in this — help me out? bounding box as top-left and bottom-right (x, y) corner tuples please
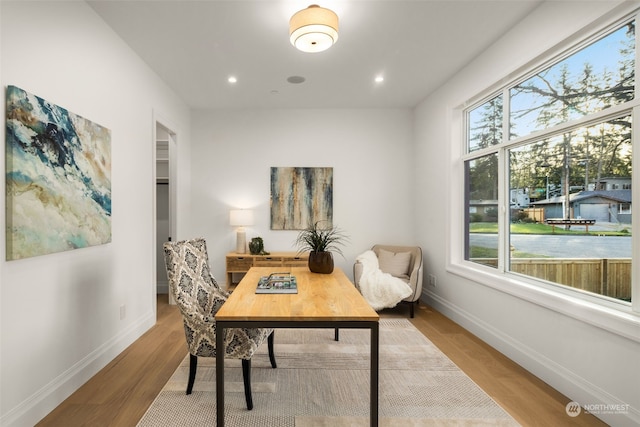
(138, 319), (519, 426)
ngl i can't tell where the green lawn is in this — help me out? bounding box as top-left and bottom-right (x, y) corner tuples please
(469, 245), (549, 259)
(469, 222), (631, 236)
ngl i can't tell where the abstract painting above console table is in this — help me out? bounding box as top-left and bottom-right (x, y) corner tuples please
(270, 166), (333, 230)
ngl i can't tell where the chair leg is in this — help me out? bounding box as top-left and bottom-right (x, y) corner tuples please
(268, 331), (277, 368)
(334, 328), (339, 341)
(410, 301), (415, 318)
(186, 354), (197, 395)
(241, 359), (253, 410)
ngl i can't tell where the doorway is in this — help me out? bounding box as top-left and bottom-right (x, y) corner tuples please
(155, 121), (176, 303)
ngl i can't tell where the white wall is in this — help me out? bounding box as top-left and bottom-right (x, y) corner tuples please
(190, 108), (415, 283)
(0, 2), (191, 426)
(414, 1), (639, 426)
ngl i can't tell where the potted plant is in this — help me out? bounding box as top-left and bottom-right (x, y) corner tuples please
(248, 237), (269, 255)
(294, 221), (348, 274)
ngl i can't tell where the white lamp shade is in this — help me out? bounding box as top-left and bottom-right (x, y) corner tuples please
(290, 5), (339, 53)
(230, 209), (254, 226)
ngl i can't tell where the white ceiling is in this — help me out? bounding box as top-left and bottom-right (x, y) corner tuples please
(88, 0), (543, 109)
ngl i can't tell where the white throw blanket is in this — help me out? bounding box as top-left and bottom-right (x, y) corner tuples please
(356, 250), (412, 311)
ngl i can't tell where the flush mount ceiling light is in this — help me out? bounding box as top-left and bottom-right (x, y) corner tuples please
(289, 4), (339, 53)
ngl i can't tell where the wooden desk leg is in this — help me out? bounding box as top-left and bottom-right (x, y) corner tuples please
(216, 324), (225, 427)
(371, 322), (379, 427)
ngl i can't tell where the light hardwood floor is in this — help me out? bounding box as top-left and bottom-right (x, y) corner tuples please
(36, 295), (606, 426)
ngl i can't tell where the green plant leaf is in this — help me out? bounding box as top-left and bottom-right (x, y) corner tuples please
(294, 220), (349, 257)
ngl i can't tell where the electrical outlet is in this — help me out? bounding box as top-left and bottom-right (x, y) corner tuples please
(120, 304), (126, 320)
(428, 274), (437, 287)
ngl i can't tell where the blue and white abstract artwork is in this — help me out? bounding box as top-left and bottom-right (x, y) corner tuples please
(5, 85), (111, 260)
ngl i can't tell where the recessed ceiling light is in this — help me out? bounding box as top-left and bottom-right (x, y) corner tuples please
(375, 76), (384, 83)
(228, 76), (237, 83)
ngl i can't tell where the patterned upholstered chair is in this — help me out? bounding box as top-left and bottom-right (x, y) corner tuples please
(163, 238), (276, 410)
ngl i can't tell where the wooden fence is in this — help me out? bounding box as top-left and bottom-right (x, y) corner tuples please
(522, 207), (545, 222)
(470, 258), (631, 301)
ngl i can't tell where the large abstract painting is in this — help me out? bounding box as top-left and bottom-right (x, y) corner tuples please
(5, 85), (112, 260)
(270, 167), (333, 230)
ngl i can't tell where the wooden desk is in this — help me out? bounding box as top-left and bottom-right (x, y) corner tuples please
(215, 266), (380, 427)
(225, 252), (309, 289)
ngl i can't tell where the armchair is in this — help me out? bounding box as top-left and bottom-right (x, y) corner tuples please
(163, 238), (276, 410)
(354, 244), (423, 317)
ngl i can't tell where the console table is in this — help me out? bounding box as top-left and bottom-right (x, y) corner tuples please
(226, 252), (309, 289)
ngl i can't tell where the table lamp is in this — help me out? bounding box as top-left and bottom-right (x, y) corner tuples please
(229, 209), (254, 253)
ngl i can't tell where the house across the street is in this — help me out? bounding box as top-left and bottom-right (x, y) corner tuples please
(532, 189), (632, 224)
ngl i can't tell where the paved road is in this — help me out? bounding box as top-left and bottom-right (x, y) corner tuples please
(470, 234), (632, 258)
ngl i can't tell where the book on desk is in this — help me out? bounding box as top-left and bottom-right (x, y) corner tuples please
(256, 272), (298, 294)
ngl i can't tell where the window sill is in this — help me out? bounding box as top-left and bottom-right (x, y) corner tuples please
(447, 261), (640, 343)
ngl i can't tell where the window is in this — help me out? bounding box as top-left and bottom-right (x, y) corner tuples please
(464, 19), (635, 304)
(465, 154), (499, 267)
(510, 23), (635, 138)
(468, 95), (503, 152)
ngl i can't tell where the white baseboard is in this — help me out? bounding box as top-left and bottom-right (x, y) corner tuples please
(157, 280), (169, 294)
(1, 311), (156, 427)
(422, 289), (639, 426)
